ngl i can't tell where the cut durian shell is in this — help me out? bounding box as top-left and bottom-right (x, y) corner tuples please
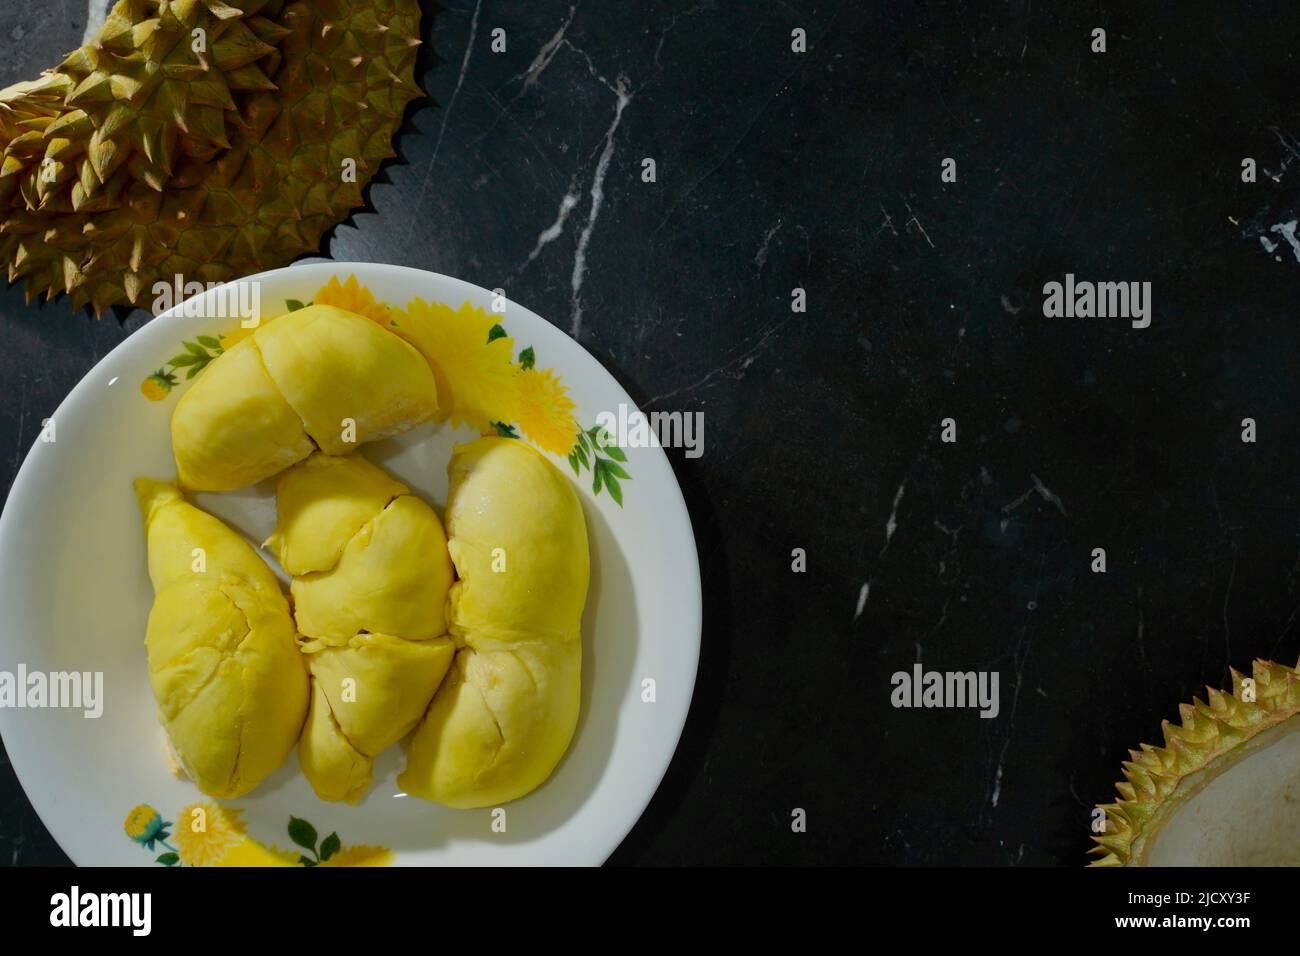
(1090, 658), (1300, 866)
(0, 0), (422, 314)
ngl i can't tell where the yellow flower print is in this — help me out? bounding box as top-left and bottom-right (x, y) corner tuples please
(127, 802), (392, 867)
(515, 368), (579, 455)
(124, 804), (177, 862)
(389, 297), (521, 431)
(140, 370), (176, 401)
(173, 802), (247, 867)
(314, 274), (391, 325)
(124, 805), (164, 844)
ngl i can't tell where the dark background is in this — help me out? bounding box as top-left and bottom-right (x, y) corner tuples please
(1, 0), (1297, 866)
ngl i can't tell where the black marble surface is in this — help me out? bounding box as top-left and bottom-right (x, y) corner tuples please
(1, 1), (1298, 866)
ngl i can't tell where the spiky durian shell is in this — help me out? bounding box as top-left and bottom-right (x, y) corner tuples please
(0, 76), (69, 211)
(1089, 658), (1300, 866)
(0, 0), (421, 315)
(0, 0), (289, 214)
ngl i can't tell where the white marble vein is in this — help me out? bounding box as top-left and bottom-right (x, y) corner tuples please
(643, 318), (788, 407)
(517, 5), (577, 94)
(881, 479), (906, 555)
(570, 73), (632, 337)
(754, 219), (783, 273)
(990, 549), (1044, 809)
(853, 581), (871, 621)
(519, 187), (580, 272)
(1269, 220), (1300, 261)
(1029, 473), (1067, 516)
(406, 0), (483, 240)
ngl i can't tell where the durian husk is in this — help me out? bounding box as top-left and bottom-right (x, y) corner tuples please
(1090, 658), (1300, 866)
(0, 0), (289, 215)
(0, 0), (422, 314)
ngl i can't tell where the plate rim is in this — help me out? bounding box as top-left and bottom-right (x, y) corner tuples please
(0, 261), (702, 866)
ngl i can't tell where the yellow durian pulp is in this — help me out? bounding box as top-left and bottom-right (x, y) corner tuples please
(399, 437), (590, 808)
(308, 633), (455, 756)
(265, 451), (409, 576)
(134, 478), (309, 799)
(299, 679), (373, 805)
(170, 336), (314, 492)
(269, 453), (455, 803)
(272, 454), (454, 644)
(256, 305), (438, 455)
(291, 495), (454, 644)
(171, 305), (439, 492)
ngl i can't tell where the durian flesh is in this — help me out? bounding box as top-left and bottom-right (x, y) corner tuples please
(134, 477), (308, 798)
(172, 304), (438, 491)
(268, 452), (454, 803)
(141, 405), (590, 808)
(1091, 659), (1300, 866)
(399, 437), (589, 809)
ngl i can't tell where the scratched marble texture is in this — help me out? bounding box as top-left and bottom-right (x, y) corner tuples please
(0, 1), (1298, 866)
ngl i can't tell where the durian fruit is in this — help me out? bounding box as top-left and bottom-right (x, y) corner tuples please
(300, 633), (454, 802)
(400, 437), (590, 809)
(267, 452), (455, 803)
(0, 0), (422, 314)
(1090, 659), (1300, 866)
(134, 476), (308, 798)
(0, 76), (69, 211)
(171, 303), (438, 491)
(0, 0), (288, 215)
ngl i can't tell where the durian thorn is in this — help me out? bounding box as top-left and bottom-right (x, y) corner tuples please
(203, 1), (246, 21)
(128, 235), (146, 272)
(123, 272), (145, 302)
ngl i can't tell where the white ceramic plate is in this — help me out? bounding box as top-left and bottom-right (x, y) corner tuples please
(0, 262), (700, 866)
